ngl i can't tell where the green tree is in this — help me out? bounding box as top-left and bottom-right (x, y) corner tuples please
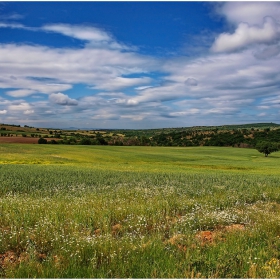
(255, 141), (279, 157)
(38, 138), (48, 144)
(79, 138), (91, 145)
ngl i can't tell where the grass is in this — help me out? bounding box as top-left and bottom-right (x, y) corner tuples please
(0, 144), (280, 278)
(0, 144), (279, 174)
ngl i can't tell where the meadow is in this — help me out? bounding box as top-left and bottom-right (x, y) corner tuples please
(0, 144), (280, 278)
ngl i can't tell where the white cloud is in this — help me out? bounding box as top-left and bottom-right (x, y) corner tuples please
(49, 93), (78, 106)
(42, 23), (133, 50)
(8, 102), (33, 112)
(135, 86), (154, 91)
(0, 42), (156, 94)
(5, 89), (37, 97)
(0, 16), (279, 128)
(43, 24), (111, 42)
(218, 2), (280, 26)
(92, 77), (152, 91)
(212, 17), (280, 53)
(0, 109), (7, 114)
(0, 22), (26, 29)
(24, 109), (34, 115)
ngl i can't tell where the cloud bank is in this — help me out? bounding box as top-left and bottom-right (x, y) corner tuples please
(0, 2), (280, 128)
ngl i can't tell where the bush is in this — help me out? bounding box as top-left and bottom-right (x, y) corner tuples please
(79, 138), (92, 145)
(38, 138), (48, 144)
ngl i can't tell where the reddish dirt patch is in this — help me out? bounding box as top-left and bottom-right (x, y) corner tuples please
(0, 136), (39, 144)
(0, 250), (46, 270)
(112, 223), (122, 236)
(0, 251), (18, 267)
(0, 137), (60, 144)
(195, 224), (245, 245)
(195, 230), (215, 243)
(94, 228), (101, 235)
(166, 234), (189, 252)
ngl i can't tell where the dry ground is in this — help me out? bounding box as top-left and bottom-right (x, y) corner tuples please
(0, 137), (59, 144)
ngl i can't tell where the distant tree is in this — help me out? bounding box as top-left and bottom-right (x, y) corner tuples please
(79, 138), (91, 145)
(38, 138), (48, 144)
(255, 141), (279, 157)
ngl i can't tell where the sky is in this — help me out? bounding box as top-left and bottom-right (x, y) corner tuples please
(0, 1), (280, 129)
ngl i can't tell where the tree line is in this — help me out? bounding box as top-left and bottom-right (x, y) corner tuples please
(37, 126), (280, 156)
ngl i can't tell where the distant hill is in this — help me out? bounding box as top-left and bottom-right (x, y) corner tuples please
(1, 122), (280, 147)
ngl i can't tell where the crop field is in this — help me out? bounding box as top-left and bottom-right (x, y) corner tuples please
(0, 144), (280, 278)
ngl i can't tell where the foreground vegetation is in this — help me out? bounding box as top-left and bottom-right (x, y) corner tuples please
(0, 145), (280, 278)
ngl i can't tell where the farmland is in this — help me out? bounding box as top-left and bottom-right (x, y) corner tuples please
(1, 122), (280, 148)
(0, 144), (280, 278)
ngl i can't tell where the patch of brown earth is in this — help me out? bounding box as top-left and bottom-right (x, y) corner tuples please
(0, 136), (39, 144)
(0, 136), (60, 144)
(0, 250), (48, 270)
(94, 228), (101, 236)
(195, 230), (215, 243)
(195, 224), (245, 245)
(166, 234), (189, 252)
(112, 223), (122, 236)
(0, 251), (31, 269)
(0, 251), (18, 268)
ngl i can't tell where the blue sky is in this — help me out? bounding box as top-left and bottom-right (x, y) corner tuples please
(0, 1), (280, 129)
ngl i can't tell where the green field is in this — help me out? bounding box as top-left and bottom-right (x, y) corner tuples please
(1, 144), (280, 278)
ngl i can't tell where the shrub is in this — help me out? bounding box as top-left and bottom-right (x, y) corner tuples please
(38, 138), (48, 144)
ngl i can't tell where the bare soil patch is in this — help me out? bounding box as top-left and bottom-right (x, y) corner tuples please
(195, 224), (245, 245)
(0, 137), (39, 144)
(0, 137), (60, 144)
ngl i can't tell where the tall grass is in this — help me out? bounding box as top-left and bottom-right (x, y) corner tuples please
(0, 145), (280, 277)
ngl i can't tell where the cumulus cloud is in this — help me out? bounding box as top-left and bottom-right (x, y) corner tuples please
(49, 93), (78, 106)
(212, 17), (280, 53)
(0, 110), (7, 114)
(217, 2), (280, 26)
